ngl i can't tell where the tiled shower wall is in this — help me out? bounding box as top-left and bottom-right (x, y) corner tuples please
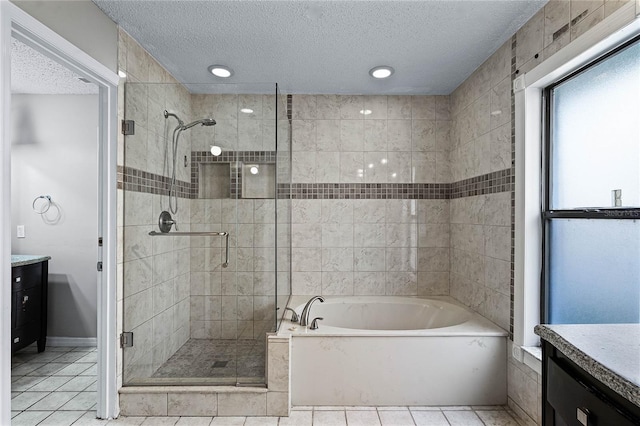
(448, 1), (636, 424)
(188, 94), (289, 340)
(289, 95), (452, 296)
(118, 29), (193, 383)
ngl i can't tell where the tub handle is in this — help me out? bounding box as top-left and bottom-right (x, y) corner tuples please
(310, 317), (323, 330)
(284, 307), (299, 323)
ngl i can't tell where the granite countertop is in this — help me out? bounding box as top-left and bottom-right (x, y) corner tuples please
(11, 255), (51, 267)
(535, 324), (640, 408)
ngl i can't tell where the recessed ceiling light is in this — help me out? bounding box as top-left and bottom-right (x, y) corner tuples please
(210, 145), (222, 156)
(250, 166), (259, 175)
(380, 158), (388, 165)
(118, 70), (127, 79)
(360, 109), (372, 115)
(369, 66), (394, 79)
(240, 108), (254, 114)
(208, 65), (233, 78)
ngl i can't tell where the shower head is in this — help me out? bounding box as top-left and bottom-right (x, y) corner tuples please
(164, 110), (216, 130)
(181, 118), (216, 130)
(164, 110), (184, 127)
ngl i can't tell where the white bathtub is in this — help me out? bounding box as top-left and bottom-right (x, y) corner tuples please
(279, 296), (507, 406)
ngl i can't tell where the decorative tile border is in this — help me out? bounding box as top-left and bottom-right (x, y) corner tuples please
(119, 162), (512, 201)
(510, 33), (517, 341)
(283, 183), (450, 200)
(449, 169), (512, 199)
(117, 165), (191, 198)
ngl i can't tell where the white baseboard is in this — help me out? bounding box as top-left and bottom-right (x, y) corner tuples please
(47, 337), (97, 347)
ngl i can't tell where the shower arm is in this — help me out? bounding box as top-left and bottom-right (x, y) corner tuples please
(149, 230), (230, 268)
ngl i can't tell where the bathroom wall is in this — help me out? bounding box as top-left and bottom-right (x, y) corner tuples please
(10, 94), (98, 339)
(289, 95), (451, 296)
(118, 29), (192, 383)
(11, 0), (118, 73)
(448, 1), (637, 424)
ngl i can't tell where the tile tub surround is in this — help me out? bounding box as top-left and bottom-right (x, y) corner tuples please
(447, 2), (639, 424)
(535, 324), (640, 408)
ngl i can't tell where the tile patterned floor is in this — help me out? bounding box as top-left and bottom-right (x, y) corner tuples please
(151, 338), (266, 383)
(12, 406), (524, 425)
(11, 344), (98, 425)
(11, 344), (525, 425)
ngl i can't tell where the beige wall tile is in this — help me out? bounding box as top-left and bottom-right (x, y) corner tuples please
(119, 393), (167, 416)
(354, 272), (386, 295)
(168, 393), (217, 416)
(266, 392), (290, 417)
(218, 393), (267, 416)
(267, 338), (290, 392)
(570, 4), (605, 40)
(516, 8), (544, 68)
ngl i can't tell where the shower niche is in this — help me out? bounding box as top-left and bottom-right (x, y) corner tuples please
(198, 163), (231, 199)
(197, 161), (275, 199)
(240, 162), (275, 199)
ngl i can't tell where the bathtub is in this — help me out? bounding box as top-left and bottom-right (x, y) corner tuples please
(279, 296), (507, 406)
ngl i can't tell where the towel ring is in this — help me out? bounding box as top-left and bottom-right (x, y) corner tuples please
(32, 195), (52, 214)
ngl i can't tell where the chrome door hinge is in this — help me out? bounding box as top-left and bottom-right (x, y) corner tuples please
(97, 262), (103, 272)
(122, 120), (135, 135)
(120, 332), (133, 348)
(98, 237), (103, 247)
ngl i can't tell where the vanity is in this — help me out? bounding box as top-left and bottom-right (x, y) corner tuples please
(536, 324), (640, 426)
(11, 255), (51, 353)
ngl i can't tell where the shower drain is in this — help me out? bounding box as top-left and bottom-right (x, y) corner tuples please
(212, 361), (228, 368)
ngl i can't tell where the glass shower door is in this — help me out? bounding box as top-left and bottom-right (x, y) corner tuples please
(121, 82), (288, 386)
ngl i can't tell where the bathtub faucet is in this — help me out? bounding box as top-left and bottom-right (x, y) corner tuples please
(300, 296), (325, 327)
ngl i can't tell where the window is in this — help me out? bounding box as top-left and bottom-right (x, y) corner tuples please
(542, 37), (640, 325)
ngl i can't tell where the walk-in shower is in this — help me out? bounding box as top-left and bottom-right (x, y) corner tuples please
(121, 82), (291, 387)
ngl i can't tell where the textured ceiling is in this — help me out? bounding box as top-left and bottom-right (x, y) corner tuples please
(93, 0), (547, 95)
(11, 38), (98, 95)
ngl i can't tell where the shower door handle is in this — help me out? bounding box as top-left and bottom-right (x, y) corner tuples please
(223, 232), (229, 268)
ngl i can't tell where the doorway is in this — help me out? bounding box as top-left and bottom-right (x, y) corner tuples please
(0, 2), (119, 423)
(9, 37), (100, 424)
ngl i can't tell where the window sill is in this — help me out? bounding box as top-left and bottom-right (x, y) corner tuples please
(513, 345), (542, 375)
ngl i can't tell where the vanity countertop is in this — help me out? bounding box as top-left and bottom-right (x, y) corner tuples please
(535, 324), (640, 408)
(11, 255), (51, 267)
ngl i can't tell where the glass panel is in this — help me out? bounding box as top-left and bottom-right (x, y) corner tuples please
(548, 219), (640, 324)
(551, 39), (640, 209)
(122, 82), (290, 386)
(276, 86), (292, 329)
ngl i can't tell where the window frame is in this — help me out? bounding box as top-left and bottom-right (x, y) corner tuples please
(541, 35), (640, 324)
(513, 5), (640, 364)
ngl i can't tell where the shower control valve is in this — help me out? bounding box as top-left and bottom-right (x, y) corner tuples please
(158, 211), (178, 233)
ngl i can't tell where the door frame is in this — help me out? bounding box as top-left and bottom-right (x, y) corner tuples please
(0, 2), (119, 421)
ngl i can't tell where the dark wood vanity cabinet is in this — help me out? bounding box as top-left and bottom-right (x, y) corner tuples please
(542, 341), (640, 426)
(11, 261), (49, 353)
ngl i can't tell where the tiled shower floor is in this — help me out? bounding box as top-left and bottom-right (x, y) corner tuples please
(151, 338), (266, 384)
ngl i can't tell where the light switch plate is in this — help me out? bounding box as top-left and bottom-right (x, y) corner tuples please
(17, 225), (25, 238)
